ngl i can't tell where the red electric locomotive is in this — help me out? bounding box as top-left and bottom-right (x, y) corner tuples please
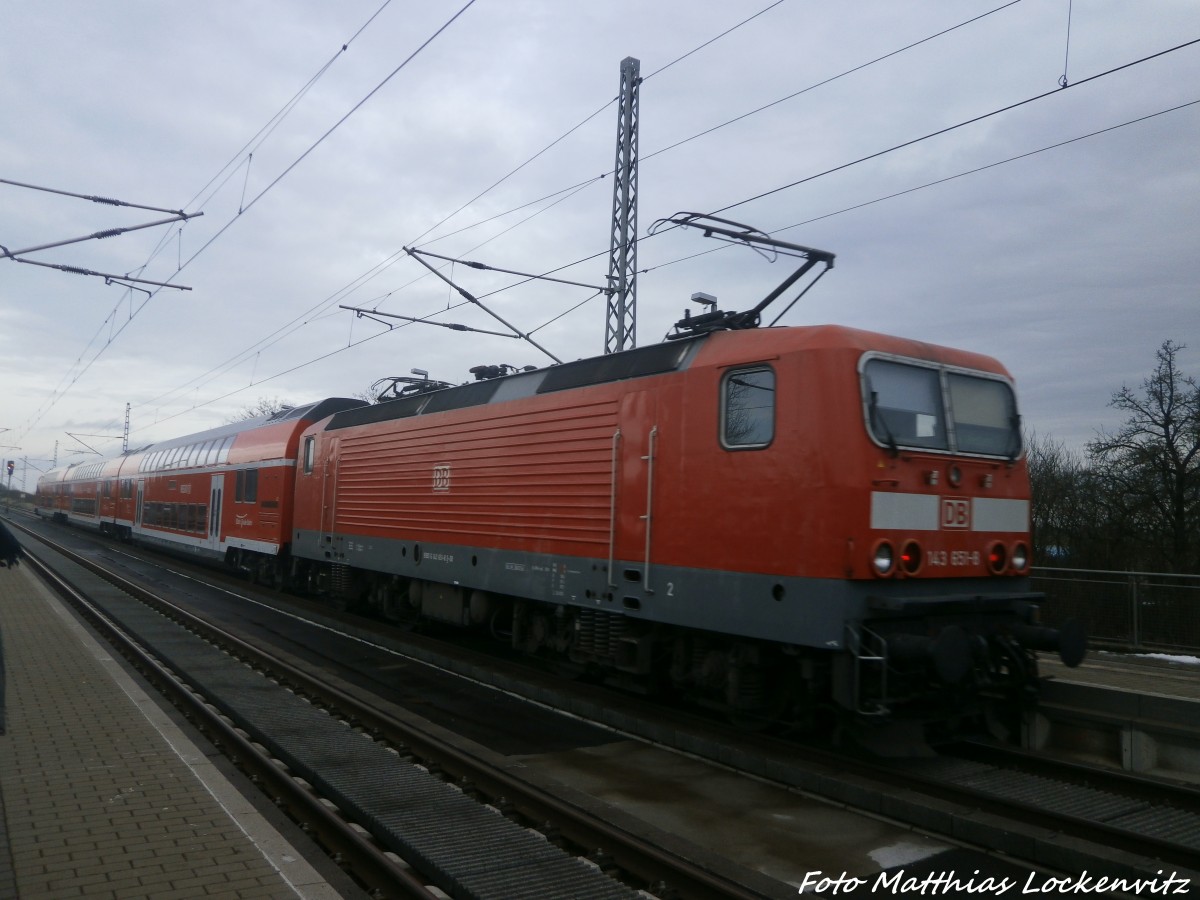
(288, 323), (1081, 730)
(285, 218), (1084, 732)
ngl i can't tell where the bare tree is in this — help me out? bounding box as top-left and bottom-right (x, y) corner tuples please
(230, 397), (294, 422)
(1026, 431), (1085, 564)
(1087, 340), (1200, 572)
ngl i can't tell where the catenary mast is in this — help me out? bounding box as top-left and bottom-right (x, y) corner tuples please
(604, 57), (641, 354)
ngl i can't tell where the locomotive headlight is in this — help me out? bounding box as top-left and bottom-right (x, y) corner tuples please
(1011, 542), (1029, 572)
(900, 540), (922, 575)
(871, 540), (895, 576)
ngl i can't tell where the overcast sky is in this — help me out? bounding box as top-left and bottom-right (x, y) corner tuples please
(2, 1), (1197, 491)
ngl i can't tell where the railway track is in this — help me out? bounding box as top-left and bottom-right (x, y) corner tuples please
(12, 520), (784, 900)
(884, 750), (1200, 875)
(13, 515), (1200, 893)
(921, 740), (1200, 864)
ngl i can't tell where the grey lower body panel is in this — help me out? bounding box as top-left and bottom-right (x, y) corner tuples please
(293, 529), (1022, 652)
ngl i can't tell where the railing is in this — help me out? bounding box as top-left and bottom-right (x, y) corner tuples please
(1032, 567), (1200, 653)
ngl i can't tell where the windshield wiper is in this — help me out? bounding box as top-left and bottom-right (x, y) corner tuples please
(869, 390), (899, 458)
(1006, 414), (1022, 462)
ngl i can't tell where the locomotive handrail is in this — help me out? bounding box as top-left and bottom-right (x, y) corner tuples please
(641, 426), (658, 594)
(320, 452), (339, 550)
(607, 428), (621, 590)
(847, 624), (890, 716)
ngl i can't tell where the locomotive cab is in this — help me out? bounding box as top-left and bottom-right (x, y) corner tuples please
(839, 348), (1084, 732)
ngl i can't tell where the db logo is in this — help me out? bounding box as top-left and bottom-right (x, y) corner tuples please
(432, 465), (451, 492)
(941, 498), (970, 529)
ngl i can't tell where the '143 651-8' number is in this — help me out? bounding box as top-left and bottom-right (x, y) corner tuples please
(927, 550), (980, 567)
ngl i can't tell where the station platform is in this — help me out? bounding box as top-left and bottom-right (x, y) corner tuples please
(0, 563), (355, 899)
(1040, 650), (1200, 701)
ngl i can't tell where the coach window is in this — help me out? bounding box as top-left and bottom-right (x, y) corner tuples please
(721, 366), (775, 449)
(236, 469), (258, 503)
(303, 436), (315, 474)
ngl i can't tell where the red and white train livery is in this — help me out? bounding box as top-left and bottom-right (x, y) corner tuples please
(39, 324), (1082, 729)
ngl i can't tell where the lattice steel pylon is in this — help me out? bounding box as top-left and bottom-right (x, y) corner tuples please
(604, 57), (641, 355)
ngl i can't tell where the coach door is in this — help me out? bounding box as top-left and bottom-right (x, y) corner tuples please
(135, 480), (145, 529)
(612, 391), (659, 593)
(206, 474), (224, 551)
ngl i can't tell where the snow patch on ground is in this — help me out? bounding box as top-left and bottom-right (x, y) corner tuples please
(1101, 650), (1200, 666)
(869, 839), (944, 869)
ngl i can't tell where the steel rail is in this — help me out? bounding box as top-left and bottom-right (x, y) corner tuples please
(952, 739), (1200, 810)
(763, 729), (1200, 874)
(20, 543), (438, 900)
(18, 524), (772, 900)
(15, 514), (1200, 884)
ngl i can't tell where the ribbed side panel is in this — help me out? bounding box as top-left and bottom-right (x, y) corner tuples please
(334, 398), (618, 551)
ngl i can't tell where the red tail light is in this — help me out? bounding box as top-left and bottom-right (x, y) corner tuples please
(987, 542), (1008, 574)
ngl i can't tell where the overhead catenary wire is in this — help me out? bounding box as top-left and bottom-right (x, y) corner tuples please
(126, 85), (1200, 436)
(14, 1), (472, 445)
(707, 36), (1200, 218)
(639, 0), (1025, 167)
(180, 1), (395, 223)
(15, 0), (385, 399)
(639, 97), (1200, 276)
(407, 0), (791, 250)
(93, 93), (1200, 443)
(141, 0), (997, 412)
(425, 43), (1200, 313)
(409, 0), (1026, 253)
(23, 9), (1195, 451)
(256, 0), (1027, 357)
(136, 2), (793, 414)
(14, 2), (398, 444)
(177, 0), (481, 273)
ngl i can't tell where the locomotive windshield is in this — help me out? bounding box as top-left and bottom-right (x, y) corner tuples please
(863, 357), (1020, 458)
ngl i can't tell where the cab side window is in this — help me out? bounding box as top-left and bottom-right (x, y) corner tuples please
(303, 436), (315, 475)
(721, 366), (775, 448)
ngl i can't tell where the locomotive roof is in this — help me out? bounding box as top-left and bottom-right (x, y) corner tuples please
(324, 335), (709, 432)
